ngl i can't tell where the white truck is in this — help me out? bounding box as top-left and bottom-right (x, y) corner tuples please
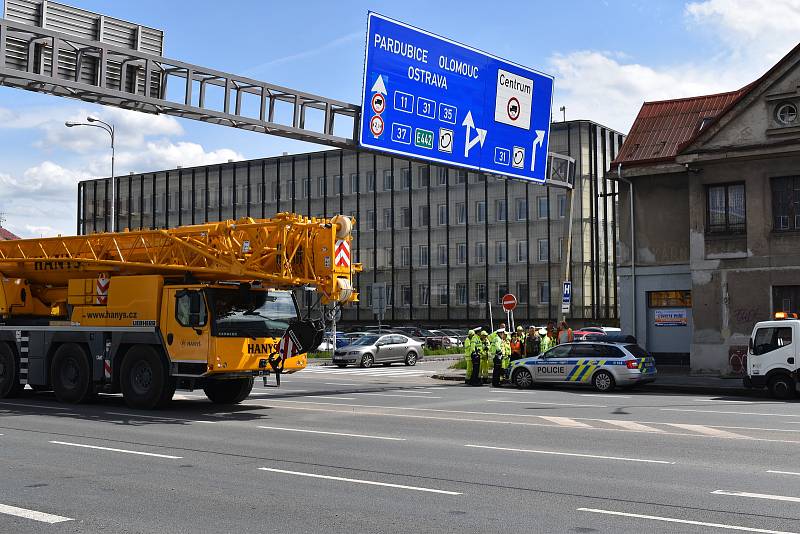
(745, 313), (799, 399)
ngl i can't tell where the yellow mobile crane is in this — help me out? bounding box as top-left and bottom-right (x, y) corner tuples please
(0, 213), (359, 409)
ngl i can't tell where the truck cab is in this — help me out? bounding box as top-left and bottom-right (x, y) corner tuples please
(746, 313), (799, 399)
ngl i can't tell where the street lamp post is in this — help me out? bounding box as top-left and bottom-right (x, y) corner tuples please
(65, 117), (116, 232)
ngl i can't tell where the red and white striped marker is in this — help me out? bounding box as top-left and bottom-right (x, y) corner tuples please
(95, 274), (110, 305)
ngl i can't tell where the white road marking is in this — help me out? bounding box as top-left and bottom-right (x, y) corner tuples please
(354, 393), (441, 399)
(258, 467), (461, 495)
(49, 441), (181, 459)
(712, 490), (800, 503)
(466, 445), (674, 464)
(488, 399), (607, 408)
(324, 382), (359, 386)
(666, 423), (747, 439)
(0, 503), (72, 524)
(0, 401), (68, 410)
(256, 426), (405, 441)
(104, 411), (218, 424)
(577, 508), (797, 534)
(768, 470), (800, 477)
(578, 394), (632, 398)
(693, 398), (780, 404)
(662, 408), (800, 418)
(600, 420), (664, 433)
(249, 389), (308, 394)
(301, 396), (358, 401)
(539, 416), (594, 428)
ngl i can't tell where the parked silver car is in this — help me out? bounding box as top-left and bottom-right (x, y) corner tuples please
(333, 334), (424, 368)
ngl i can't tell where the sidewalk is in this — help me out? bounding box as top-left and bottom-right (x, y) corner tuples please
(431, 366), (755, 396)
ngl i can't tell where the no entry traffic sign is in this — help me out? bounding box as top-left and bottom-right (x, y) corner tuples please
(502, 293), (517, 312)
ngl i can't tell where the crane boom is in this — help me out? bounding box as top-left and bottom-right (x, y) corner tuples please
(0, 213), (360, 304)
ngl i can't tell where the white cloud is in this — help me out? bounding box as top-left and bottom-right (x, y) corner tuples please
(114, 141), (243, 174)
(551, 0), (800, 133)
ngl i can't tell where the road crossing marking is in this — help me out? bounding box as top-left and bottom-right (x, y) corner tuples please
(600, 420), (664, 433)
(0, 503), (72, 524)
(712, 490), (800, 504)
(465, 444), (675, 464)
(538, 416), (593, 428)
(666, 423), (747, 439)
(768, 470), (800, 477)
(577, 508), (798, 534)
(49, 440), (182, 459)
(256, 425), (405, 441)
(258, 468), (462, 495)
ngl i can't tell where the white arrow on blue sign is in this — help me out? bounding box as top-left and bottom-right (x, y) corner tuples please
(359, 12), (554, 183)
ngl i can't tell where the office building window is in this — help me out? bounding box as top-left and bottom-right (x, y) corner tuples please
(518, 282), (529, 304)
(303, 177), (311, 198)
(419, 205), (429, 226)
(496, 241), (507, 263)
(333, 175), (342, 195)
(438, 284), (448, 305)
(384, 247), (393, 267)
(438, 244), (448, 265)
(417, 166), (430, 187)
(383, 169), (393, 191)
(497, 284), (508, 303)
(773, 286), (800, 314)
(707, 182), (745, 234)
(517, 240), (528, 263)
(419, 284), (430, 306)
(365, 285), (373, 307)
(386, 284), (394, 307)
(457, 242), (467, 264)
(350, 173), (359, 193)
(400, 207), (410, 228)
(476, 200), (486, 223)
(401, 285), (411, 306)
(456, 202), (465, 224)
(419, 245), (429, 267)
(537, 196), (548, 219)
(538, 281), (550, 304)
(317, 177), (325, 197)
(401, 246), (411, 267)
(456, 282), (467, 305)
(557, 237), (564, 260)
(270, 181), (278, 201)
(538, 239), (549, 262)
(402, 167), (411, 189)
(366, 209), (375, 230)
(437, 167), (448, 186)
(516, 198), (527, 221)
(367, 171), (375, 192)
(771, 177), (799, 231)
(475, 242), (486, 264)
(438, 204), (447, 226)
(558, 195), (566, 218)
(456, 170), (467, 184)
(496, 199), (506, 222)
(647, 290), (692, 308)
(476, 283), (487, 303)
(383, 208), (392, 229)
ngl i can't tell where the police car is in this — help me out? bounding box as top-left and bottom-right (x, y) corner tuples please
(508, 341), (657, 392)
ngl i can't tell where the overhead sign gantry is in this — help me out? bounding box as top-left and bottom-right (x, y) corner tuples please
(359, 12), (554, 183)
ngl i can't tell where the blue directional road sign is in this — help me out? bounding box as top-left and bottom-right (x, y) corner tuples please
(359, 12), (554, 182)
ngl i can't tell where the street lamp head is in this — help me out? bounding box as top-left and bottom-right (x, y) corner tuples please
(86, 116), (98, 123)
(64, 121), (78, 127)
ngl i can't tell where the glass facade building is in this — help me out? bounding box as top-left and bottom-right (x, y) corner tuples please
(77, 120), (624, 326)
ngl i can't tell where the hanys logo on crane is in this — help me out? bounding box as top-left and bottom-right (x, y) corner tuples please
(95, 273), (110, 305)
(335, 239), (351, 268)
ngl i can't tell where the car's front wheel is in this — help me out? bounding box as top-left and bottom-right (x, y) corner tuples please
(592, 370), (616, 393)
(513, 368), (534, 389)
(404, 352), (417, 366)
(360, 354), (374, 368)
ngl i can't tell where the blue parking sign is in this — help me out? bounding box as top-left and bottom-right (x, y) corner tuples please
(359, 13), (554, 183)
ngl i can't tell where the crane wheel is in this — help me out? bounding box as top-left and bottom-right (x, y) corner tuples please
(120, 345), (172, 410)
(0, 343), (24, 399)
(51, 343), (93, 404)
(203, 377), (254, 404)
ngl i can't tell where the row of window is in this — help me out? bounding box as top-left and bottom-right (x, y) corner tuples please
(363, 281), (552, 307)
(706, 177), (800, 234)
(363, 239), (563, 269)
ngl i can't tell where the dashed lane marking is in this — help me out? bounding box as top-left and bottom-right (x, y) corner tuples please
(488, 399), (607, 408)
(49, 440), (182, 459)
(353, 393), (442, 399)
(258, 467), (462, 495)
(104, 411), (218, 424)
(256, 425), (405, 441)
(577, 508), (798, 534)
(661, 408), (800, 418)
(712, 490), (800, 504)
(465, 444), (675, 464)
(768, 470), (800, 477)
(0, 503), (72, 524)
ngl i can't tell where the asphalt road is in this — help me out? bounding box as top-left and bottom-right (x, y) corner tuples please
(1, 360), (799, 534)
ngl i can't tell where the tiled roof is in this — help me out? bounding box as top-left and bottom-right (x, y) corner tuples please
(0, 227), (20, 240)
(612, 89), (747, 167)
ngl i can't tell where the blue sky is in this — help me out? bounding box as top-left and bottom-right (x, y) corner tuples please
(0, 0), (798, 236)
